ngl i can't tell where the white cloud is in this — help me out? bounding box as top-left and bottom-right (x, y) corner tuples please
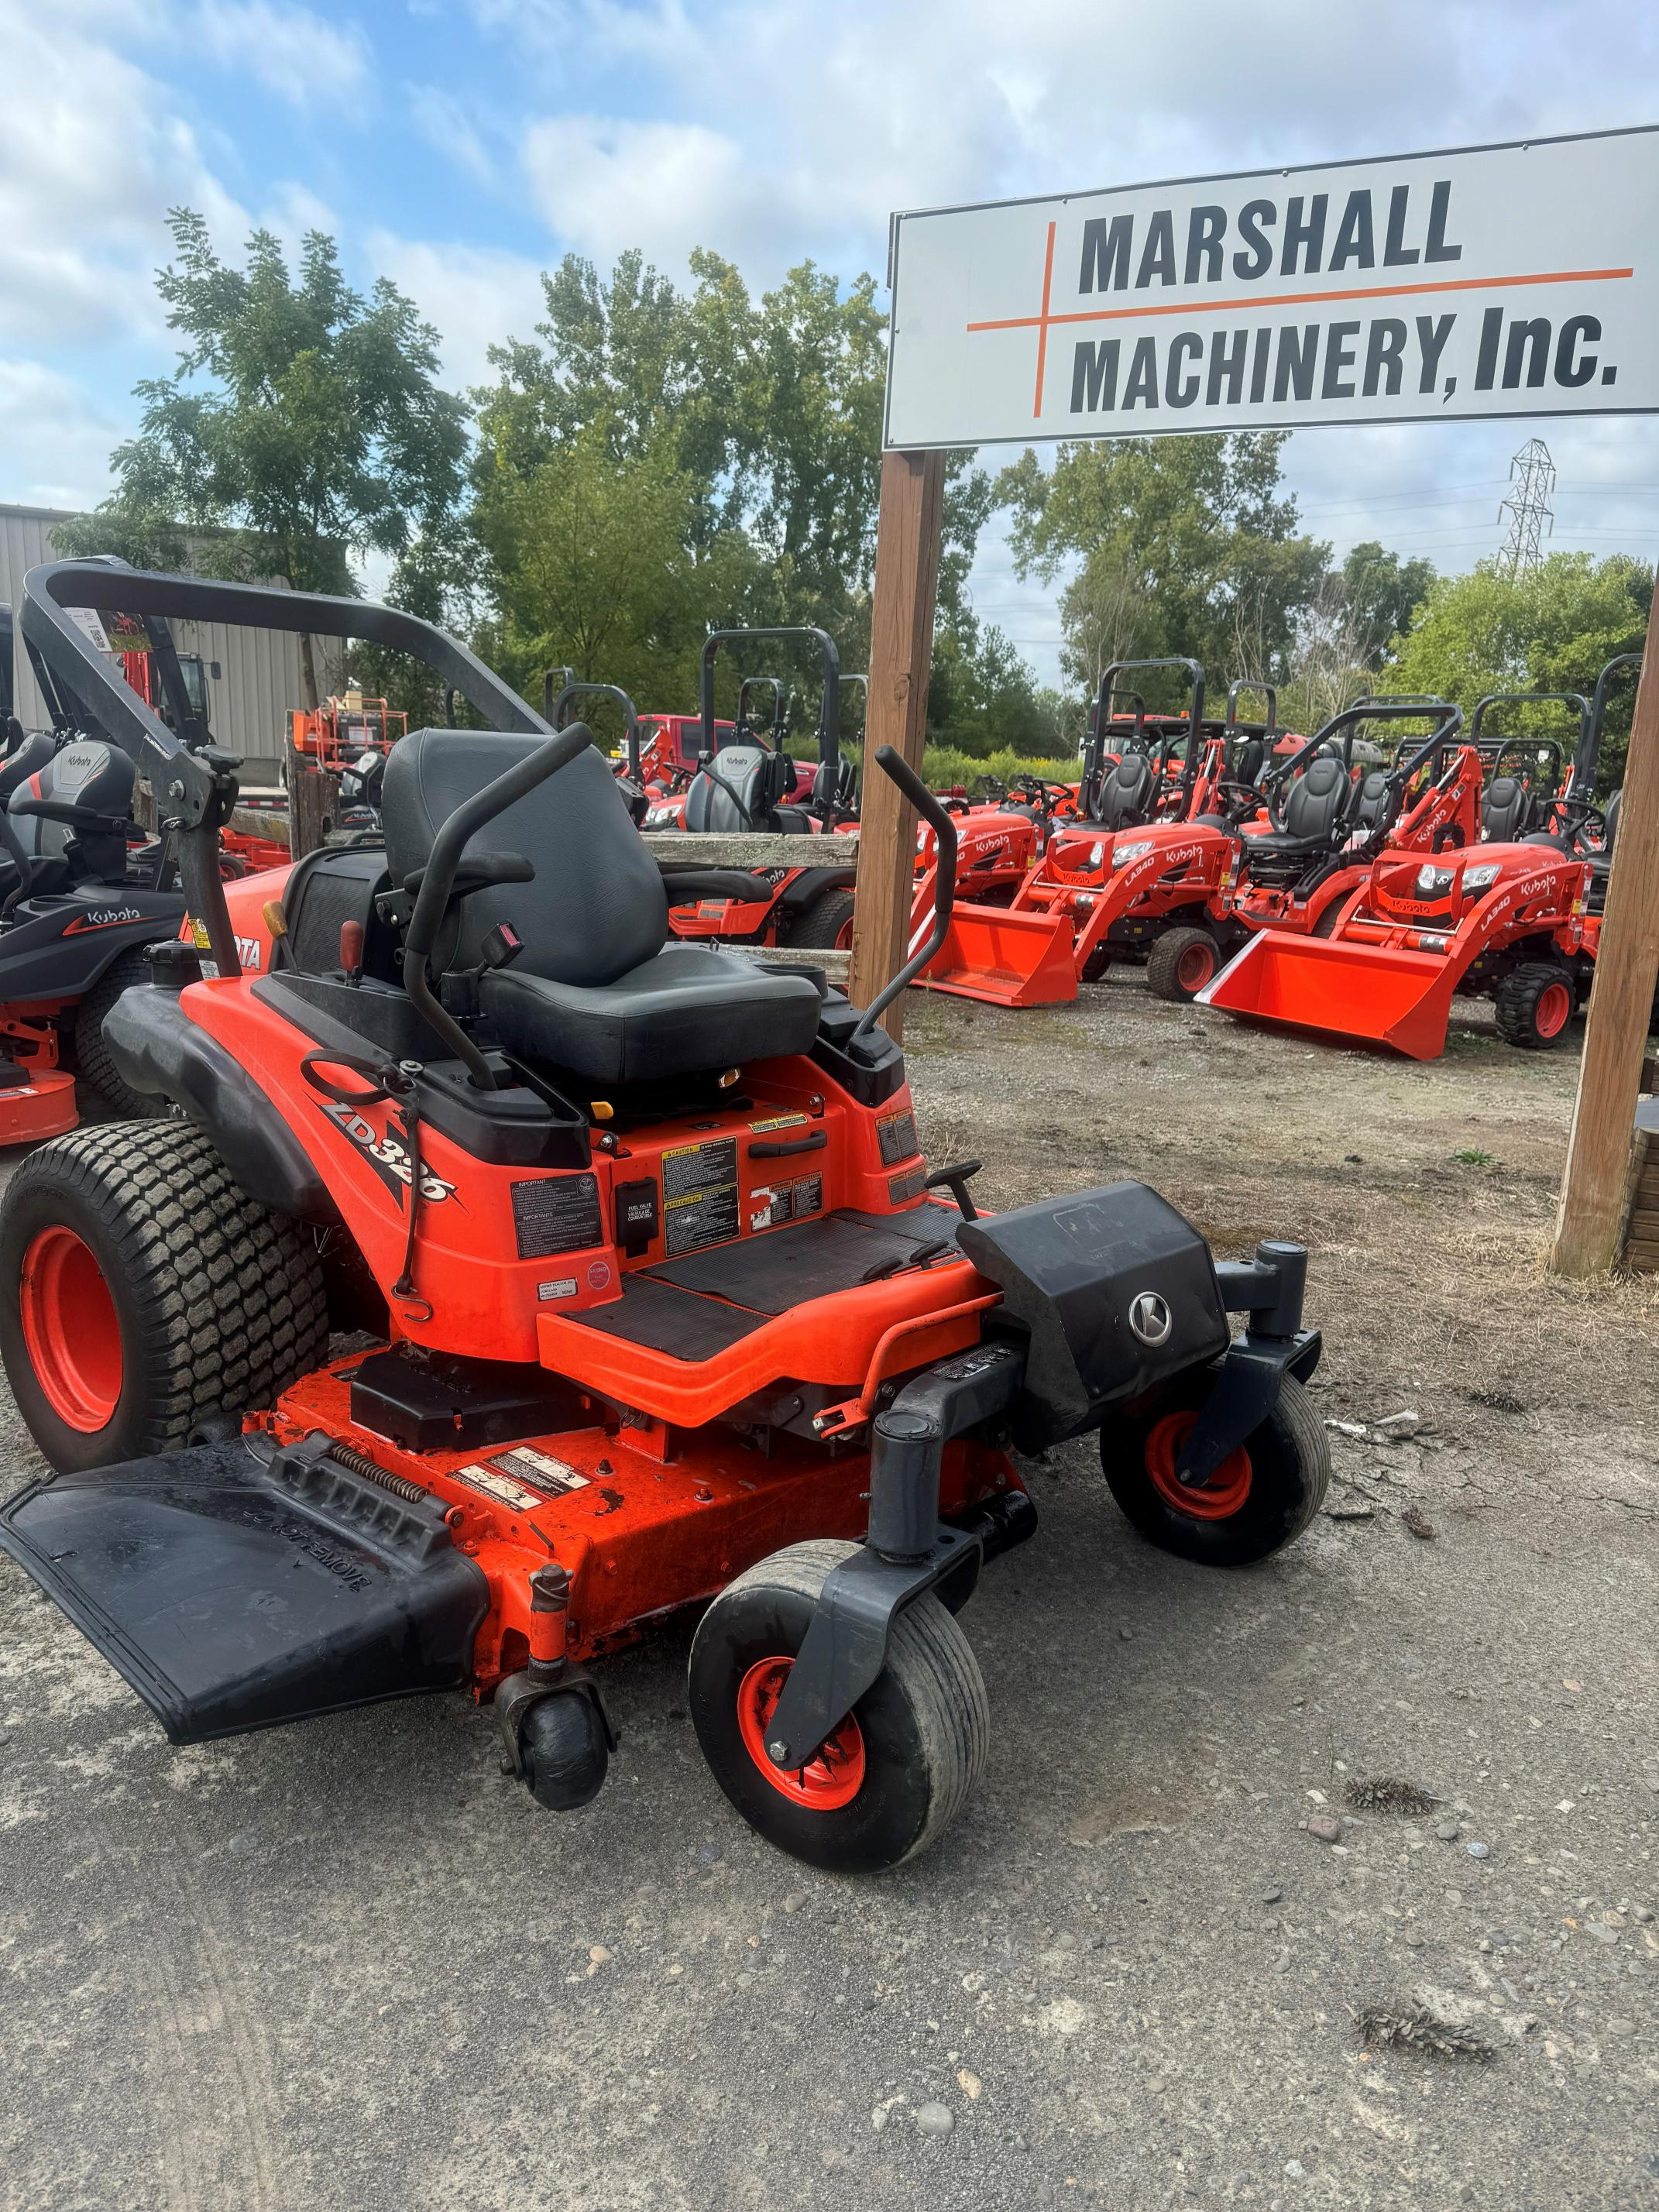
(191, 0), (371, 105)
(523, 116), (775, 271)
(407, 84), (500, 191)
(366, 233), (550, 389)
(0, 361), (121, 510)
(0, 0), (248, 346)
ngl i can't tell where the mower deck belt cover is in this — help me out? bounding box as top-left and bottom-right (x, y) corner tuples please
(958, 1183), (1230, 1448)
(0, 1437), (488, 1742)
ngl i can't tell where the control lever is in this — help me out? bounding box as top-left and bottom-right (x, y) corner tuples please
(925, 1159), (983, 1221)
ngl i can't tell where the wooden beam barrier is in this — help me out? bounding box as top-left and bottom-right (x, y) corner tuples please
(647, 831), (858, 866)
(847, 448), (947, 1039)
(1551, 587), (1659, 1275)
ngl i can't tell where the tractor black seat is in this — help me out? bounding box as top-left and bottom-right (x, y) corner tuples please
(1091, 751), (1158, 829)
(1249, 754), (1352, 857)
(6, 734), (136, 888)
(1349, 768), (1391, 836)
(1481, 774), (1533, 843)
(682, 744), (795, 833)
(0, 730), (57, 809)
(1585, 788), (1620, 912)
(382, 729), (821, 1084)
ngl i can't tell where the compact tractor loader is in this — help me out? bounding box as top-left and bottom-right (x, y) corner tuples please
(0, 562), (1331, 1873)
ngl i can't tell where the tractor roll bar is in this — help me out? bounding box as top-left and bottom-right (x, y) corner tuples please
(551, 682), (641, 780)
(1224, 679), (1278, 732)
(1582, 652), (1644, 799)
(850, 748), (958, 1056)
(1469, 692), (1591, 761)
(541, 667), (577, 723)
(735, 676), (786, 746)
(1094, 658), (1206, 811)
(22, 559), (548, 982)
(1266, 698), (1462, 791)
(700, 627), (841, 824)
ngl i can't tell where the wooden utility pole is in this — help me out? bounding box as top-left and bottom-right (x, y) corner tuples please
(847, 448), (946, 1038)
(1551, 591), (1659, 1275)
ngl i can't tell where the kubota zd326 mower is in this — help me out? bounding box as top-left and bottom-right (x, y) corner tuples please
(0, 562), (1331, 1873)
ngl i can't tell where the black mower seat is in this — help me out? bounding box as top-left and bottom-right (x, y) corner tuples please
(1249, 753), (1352, 855)
(1091, 751), (1158, 829)
(1481, 774), (1533, 843)
(382, 728), (821, 1085)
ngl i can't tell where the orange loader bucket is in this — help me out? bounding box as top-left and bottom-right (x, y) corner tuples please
(917, 902), (1079, 1008)
(1198, 931), (1458, 1061)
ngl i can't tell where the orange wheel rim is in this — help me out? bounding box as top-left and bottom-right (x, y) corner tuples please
(19, 1226), (122, 1431)
(1145, 1410), (1252, 1520)
(835, 914), (854, 951)
(737, 1655), (867, 1809)
(1535, 981), (1571, 1039)
(1176, 941), (1215, 991)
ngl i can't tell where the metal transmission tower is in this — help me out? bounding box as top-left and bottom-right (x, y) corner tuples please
(1496, 438), (1556, 578)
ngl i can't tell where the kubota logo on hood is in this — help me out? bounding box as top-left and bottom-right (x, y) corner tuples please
(64, 905), (144, 933)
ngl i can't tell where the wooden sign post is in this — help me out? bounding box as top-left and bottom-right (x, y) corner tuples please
(1550, 588), (1659, 1275)
(847, 448), (946, 1039)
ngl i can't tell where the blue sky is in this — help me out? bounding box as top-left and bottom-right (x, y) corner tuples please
(4, 0), (1659, 681)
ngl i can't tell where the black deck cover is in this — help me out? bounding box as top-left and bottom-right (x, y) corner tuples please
(0, 1439), (488, 1743)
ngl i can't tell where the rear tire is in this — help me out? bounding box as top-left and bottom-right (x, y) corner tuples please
(74, 950), (167, 1118)
(0, 1122), (329, 1472)
(1101, 1371), (1328, 1567)
(1146, 926), (1221, 1002)
(689, 1538), (988, 1871)
(1494, 961), (1575, 1049)
(780, 888), (856, 951)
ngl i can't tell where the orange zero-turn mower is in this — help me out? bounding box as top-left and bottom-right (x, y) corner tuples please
(1200, 686), (1633, 1059)
(915, 659), (1263, 1008)
(0, 562), (1330, 1874)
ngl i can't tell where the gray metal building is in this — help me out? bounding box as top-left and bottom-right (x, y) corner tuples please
(1, 503), (338, 788)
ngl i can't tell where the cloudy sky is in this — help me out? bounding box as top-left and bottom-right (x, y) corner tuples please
(4, 0), (1658, 679)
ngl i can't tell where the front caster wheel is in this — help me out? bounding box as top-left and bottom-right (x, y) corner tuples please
(520, 1688), (610, 1810)
(1145, 926), (1220, 1001)
(1101, 1370), (1329, 1567)
(689, 1539), (988, 1872)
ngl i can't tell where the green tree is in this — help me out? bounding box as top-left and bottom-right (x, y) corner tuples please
(1339, 541), (1437, 668)
(1376, 553), (1652, 786)
(997, 431), (1329, 707)
(926, 620), (1063, 758)
(58, 210), (469, 705)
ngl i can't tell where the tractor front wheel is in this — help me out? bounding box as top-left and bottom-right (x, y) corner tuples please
(1146, 926), (1221, 1002)
(0, 1122), (329, 1472)
(780, 888), (856, 951)
(1101, 1371), (1329, 1567)
(689, 1539), (988, 1871)
(1494, 962), (1576, 1049)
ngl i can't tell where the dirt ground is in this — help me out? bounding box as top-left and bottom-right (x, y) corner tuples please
(2, 978), (1655, 2212)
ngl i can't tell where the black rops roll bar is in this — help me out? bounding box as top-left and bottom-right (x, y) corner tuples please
(1223, 679), (1278, 733)
(700, 626), (841, 825)
(1263, 699), (1465, 843)
(849, 748), (957, 1057)
(841, 672), (868, 743)
(1582, 652), (1644, 799)
(22, 559), (549, 983)
(1468, 692), (1589, 788)
(735, 676), (787, 747)
(1094, 658), (1206, 812)
(551, 681), (641, 781)
(541, 667), (577, 723)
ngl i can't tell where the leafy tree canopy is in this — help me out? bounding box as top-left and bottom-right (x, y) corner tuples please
(1376, 552), (1652, 787)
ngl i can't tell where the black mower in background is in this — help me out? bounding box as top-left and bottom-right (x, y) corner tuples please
(0, 558), (1330, 1874)
(0, 590), (207, 1140)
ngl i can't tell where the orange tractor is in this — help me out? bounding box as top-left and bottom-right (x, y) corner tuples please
(1200, 674), (1640, 1058)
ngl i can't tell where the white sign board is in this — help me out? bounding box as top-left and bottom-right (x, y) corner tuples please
(884, 128), (1659, 449)
(66, 604), (112, 654)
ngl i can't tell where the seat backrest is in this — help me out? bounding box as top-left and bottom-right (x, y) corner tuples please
(1350, 769), (1391, 835)
(382, 729), (668, 988)
(1481, 774), (1533, 843)
(1599, 786), (1621, 859)
(1094, 751), (1156, 829)
(8, 736), (135, 874)
(1230, 735), (1266, 788)
(0, 730), (59, 811)
(1279, 754), (1351, 841)
(683, 744), (779, 833)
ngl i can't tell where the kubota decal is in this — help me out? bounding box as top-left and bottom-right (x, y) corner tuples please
(314, 1096), (456, 1204)
(64, 905), (145, 932)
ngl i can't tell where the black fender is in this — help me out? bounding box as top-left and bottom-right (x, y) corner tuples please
(774, 864), (858, 915)
(101, 984), (336, 1221)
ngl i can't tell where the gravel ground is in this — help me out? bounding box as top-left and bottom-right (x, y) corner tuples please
(2, 980), (1655, 2211)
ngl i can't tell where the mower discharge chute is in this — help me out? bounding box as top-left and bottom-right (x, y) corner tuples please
(0, 562), (1331, 1874)
(1200, 691), (1602, 1057)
